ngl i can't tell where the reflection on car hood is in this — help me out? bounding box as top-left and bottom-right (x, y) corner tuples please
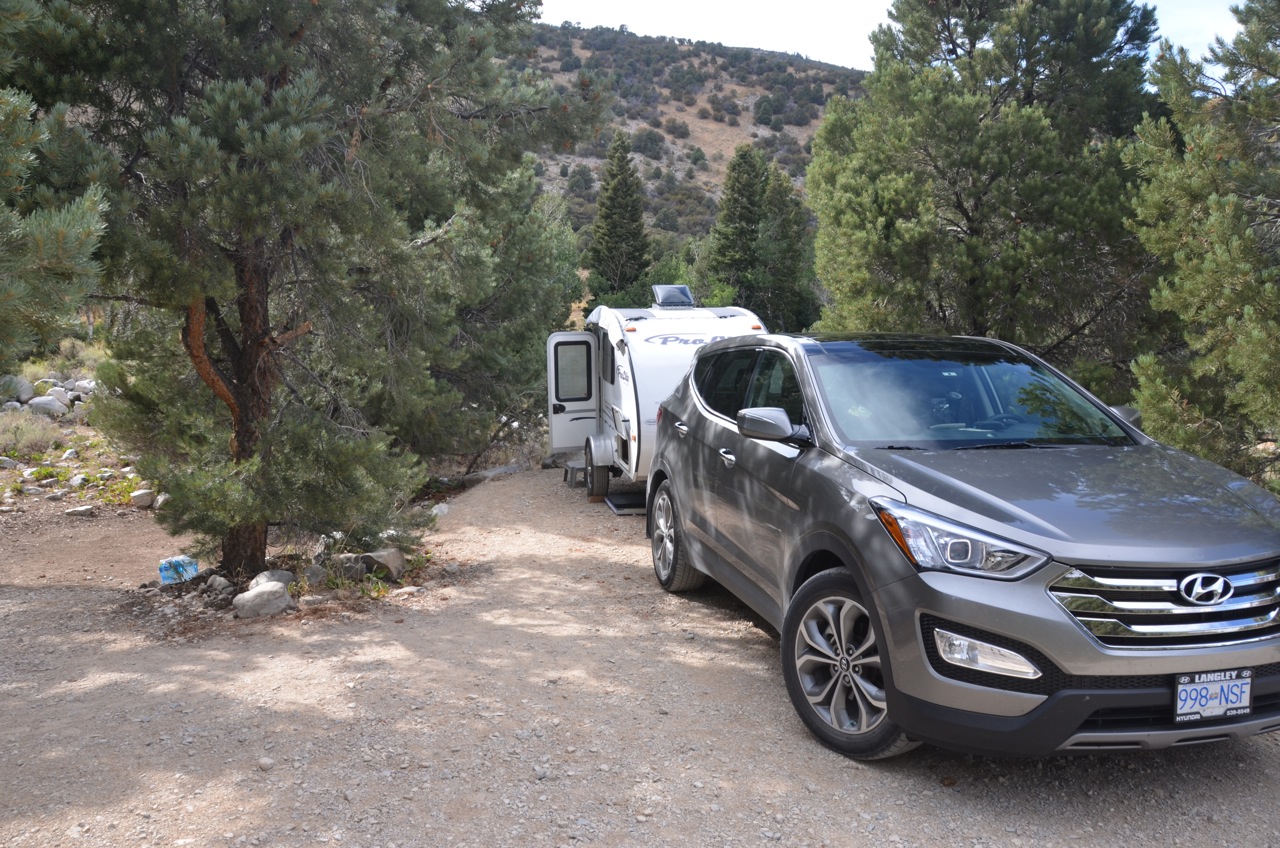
(856, 444), (1280, 566)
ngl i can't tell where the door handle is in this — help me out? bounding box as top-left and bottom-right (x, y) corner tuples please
(673, 421), (689, 437)
(552, 403), (566, 414)
(718, 448), (736, 468)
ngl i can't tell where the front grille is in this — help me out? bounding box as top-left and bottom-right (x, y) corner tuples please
(1049, 560), (1280, 648)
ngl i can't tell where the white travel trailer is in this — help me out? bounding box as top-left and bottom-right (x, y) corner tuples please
(546, 285), (766, 500)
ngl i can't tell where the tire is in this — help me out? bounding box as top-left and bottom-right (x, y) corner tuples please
(650, 481), (705, 592)
(585, 440), (610, 499)
(781, 569), (918, 760)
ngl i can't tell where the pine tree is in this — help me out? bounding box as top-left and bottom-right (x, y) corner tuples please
(586, 131), (651, 298)
(704, 146), (818, 331)
(1126, 1), (1280, 483)
(3, 0), (603, 580)
(0, 0), (104, 371)
(808, 0), (1160, 387)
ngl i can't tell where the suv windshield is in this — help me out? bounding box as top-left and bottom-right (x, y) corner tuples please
(807, 340), (1132, 449)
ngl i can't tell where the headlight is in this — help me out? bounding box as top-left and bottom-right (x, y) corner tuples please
(871, 498), (1049, 580)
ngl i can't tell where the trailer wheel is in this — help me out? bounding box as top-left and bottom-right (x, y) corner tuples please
(585, 441), (610, 499)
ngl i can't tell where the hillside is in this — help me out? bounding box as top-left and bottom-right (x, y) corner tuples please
(517, 23), (867, 242)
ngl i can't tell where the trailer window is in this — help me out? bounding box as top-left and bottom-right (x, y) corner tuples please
(600, 338), (615, 386)
(554, 340), (592, 402)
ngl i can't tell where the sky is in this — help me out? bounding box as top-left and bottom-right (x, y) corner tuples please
(535, 1), (1242, 72)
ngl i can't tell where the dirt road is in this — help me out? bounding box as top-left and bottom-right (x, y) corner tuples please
(2, 469), (1279, 847)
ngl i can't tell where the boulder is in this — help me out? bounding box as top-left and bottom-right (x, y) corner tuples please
(331, 553), (368, 581)
(2, 401), (20, 412)
(232, 581), (295, 618)
(363, 548), (408, 581)
(248, 569), (297, 590)
(64, 505), (95, 517)
(129, 489), (156, 508)
(45, 386), (70, 406)
(74, 380), (95, 394)
(1, 376), (35, 403)
(27, 396), (68, 417)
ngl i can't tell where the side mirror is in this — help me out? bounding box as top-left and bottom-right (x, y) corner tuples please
(737, 407), (803, 442)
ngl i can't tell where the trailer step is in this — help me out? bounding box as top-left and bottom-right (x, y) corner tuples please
(605, 491), (646, 515)
(562, 458), (586, 488)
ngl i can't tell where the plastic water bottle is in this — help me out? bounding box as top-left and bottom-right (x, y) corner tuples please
(159, 555), (199, 584)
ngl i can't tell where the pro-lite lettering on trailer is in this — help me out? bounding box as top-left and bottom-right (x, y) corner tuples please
(644, 333), (732, 346)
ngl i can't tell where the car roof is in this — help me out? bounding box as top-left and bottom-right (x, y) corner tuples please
(703, 332), (1026, 359)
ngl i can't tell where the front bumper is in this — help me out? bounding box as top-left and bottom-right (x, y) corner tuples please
(874, 568), (1280, 756)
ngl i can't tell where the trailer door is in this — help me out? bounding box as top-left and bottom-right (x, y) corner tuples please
(547, 331), (599, 453)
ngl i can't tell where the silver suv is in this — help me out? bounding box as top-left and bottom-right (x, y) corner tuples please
(646, 334), (1280, 759)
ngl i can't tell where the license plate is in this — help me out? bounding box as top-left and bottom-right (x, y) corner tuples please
(1175, 668), (1253, 722)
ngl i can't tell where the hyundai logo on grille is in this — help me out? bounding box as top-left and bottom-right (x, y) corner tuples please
(1178, 573), (1234, 606)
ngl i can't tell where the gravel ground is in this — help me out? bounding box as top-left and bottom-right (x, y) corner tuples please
(3, 468), (1280, 848)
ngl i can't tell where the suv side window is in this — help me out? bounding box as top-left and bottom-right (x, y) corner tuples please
(695, 349), (760, 419)
(745, 351), (805, 424)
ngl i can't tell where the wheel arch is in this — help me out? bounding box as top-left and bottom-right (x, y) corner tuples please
(645, 466), (672, 539)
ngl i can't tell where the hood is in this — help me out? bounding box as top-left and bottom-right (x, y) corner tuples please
(855, 444), (1280, 567)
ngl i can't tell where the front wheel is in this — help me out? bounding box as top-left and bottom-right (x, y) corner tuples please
(781, 569), (918, 760)
(585, 440), (610, 499)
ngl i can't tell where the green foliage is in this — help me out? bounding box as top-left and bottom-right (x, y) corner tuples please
(703, 146), (820, 331)
(5, 0), (605, 579)
(0, 78), (105, 372)
(1126, 1), (1280, 484)
(808, 0), (1161, 386)
(585, 132), (651, 294)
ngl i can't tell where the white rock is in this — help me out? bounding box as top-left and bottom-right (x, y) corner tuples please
(232, 582), (295, 619)
(129, 489), (156, 508)
(61, 448), (78, 460)
(27, 396), (68, 417)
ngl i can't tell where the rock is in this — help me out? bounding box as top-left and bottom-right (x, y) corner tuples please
(247, 569), (296, 590)
(0, 456), (18, 470)
(73, 380), (95, 394)
(44, 491), (65, 502)
(129, 489), (156, 508)
(303, 563), (327, 588)
(64, 505), (95, 517)
(2, 401), (20, 412)
(0, 375), (36, 403)
(232, 582), (295, 619)
(27, 396), (69, 417)
(68, 474), (88, 487)
(60, 448), (79, 460)
(362, 548), (408, 581)
(431, 503), (449, 518)
(21, 486), (44, 496)
(206, 575), (233, 592)
(257, 757), (275, 771)
(331, 553), (368, 581)
(153, 492), (169, 510)
(45, 386), (70, 406)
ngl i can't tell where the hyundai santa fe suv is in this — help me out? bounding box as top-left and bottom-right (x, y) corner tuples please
(645, 334), (1280, 759)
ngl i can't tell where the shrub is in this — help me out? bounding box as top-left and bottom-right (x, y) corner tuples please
(0, 412), (64, 460)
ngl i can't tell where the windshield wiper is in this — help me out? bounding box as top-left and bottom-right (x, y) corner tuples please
(876, 444), (926, 450)
(953, 441), (1067, 450)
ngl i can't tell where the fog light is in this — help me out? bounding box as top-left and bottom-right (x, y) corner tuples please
(934, 629), (1041, 679)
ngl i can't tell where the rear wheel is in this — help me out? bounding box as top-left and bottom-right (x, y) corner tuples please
(585, 440), (610, 499)
(651, 481), (705, 592)
(781, 569), (918, 760)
